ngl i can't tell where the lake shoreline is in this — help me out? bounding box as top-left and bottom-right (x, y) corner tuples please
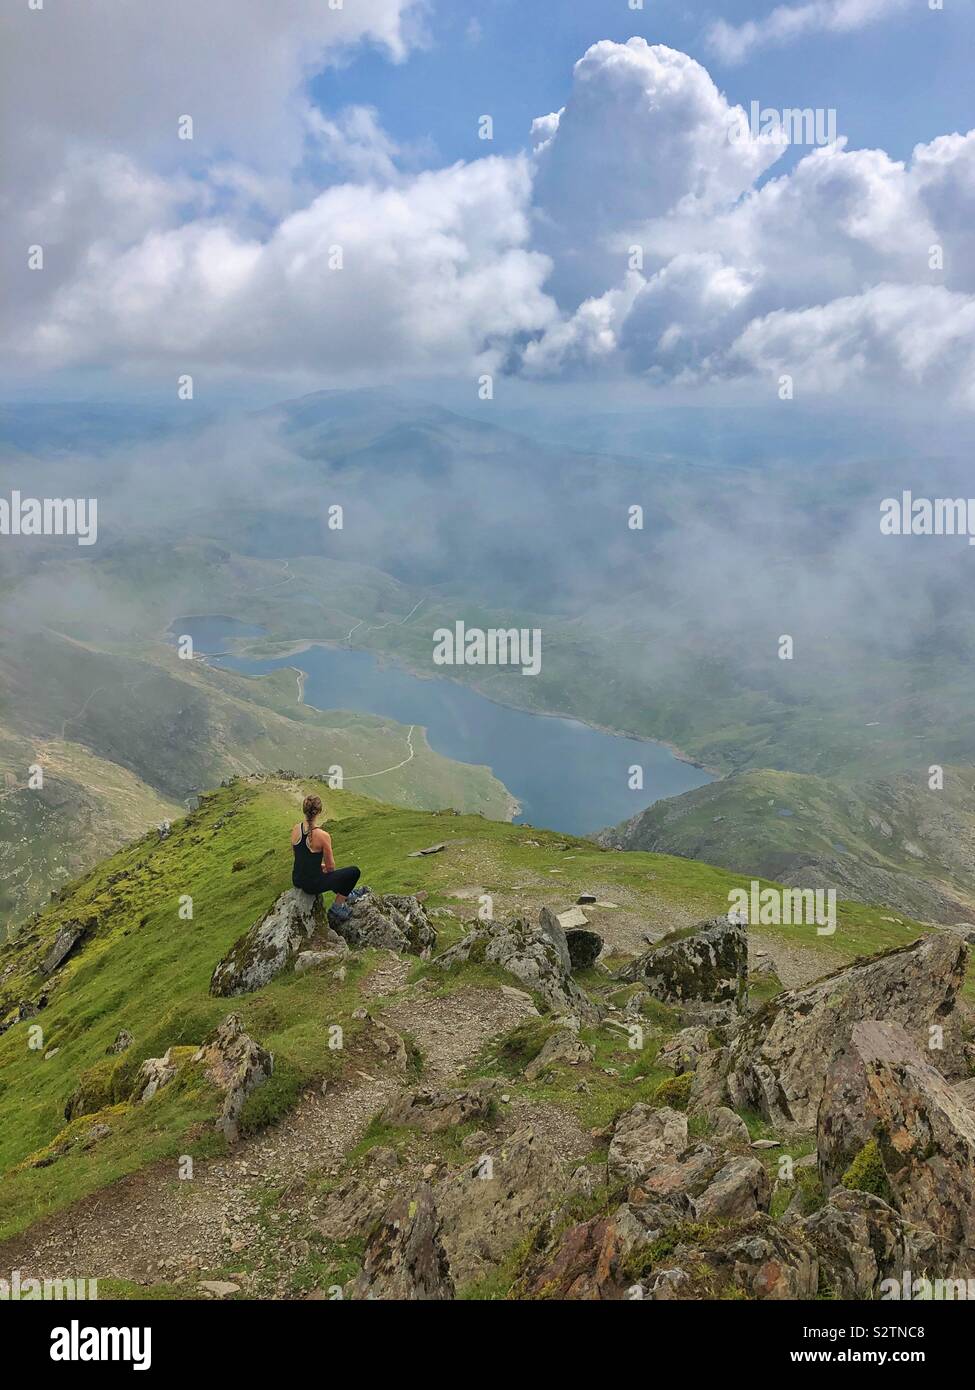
(219, 632), (722, 779)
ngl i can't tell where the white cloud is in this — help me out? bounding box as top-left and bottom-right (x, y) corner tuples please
(518, 40), (975, 404)
(27, 158), (556, 378)
(708, 0), (911, 65)
(531, 40), (786, 302)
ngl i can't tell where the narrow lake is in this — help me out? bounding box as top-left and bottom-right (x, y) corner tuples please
(174, 616), (713, 835)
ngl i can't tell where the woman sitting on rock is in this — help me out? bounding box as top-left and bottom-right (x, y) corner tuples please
(291, 794), (366, 923)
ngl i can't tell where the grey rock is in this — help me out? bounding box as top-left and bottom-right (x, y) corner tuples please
(524, 1029), (594, 1082)
(799, 1189), (944, 1299)
(210, 889), (324, 996)
(710, 1106), (752, 1146)
(607, 1104), (688, 1186)
(193, 1012), (273, 1143)
(330, 893), (436, 956)
(692, 1156), (771, 1222)
(39, 922), (88, 977)
(617, 917), (747, 1010)
(381, 1081), (497, 1133)
(349, 1185), (454, 1300)
(438, 911), (601, 1024)
(817, 1018), (975, 1260)
(436, 1127), (563, 1287)
(658, 1025), (713, 1076)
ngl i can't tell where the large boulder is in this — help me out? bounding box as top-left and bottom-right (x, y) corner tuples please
(330, 893), (436, 956)
(724, 932), (967, 1130)
(348, 1185), (454, 1301)
(435, 1128), (564, 1287)
(210, 889), (324, 997)
(617, 917), (747, 1010)
(437, 912), (601, 1024)
(192, 1013), (273, 1142)
(817, 1018), (975, 1261)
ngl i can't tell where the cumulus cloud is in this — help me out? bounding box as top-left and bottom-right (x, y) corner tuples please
(518, 40), (975, 404)
(531, 41), (786, 303)
(708, 0), (911, 65)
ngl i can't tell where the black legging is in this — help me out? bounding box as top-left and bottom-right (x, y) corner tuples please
(293, 864), (360, 897)
(320, 865), (360, 897)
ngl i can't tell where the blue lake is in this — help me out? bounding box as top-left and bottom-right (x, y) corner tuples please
(174, 616), (713, 835)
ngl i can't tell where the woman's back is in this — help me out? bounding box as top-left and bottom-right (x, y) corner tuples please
(292, 821), (325, 892)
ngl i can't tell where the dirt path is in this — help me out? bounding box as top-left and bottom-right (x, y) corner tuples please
(0, 954), (540, 1291)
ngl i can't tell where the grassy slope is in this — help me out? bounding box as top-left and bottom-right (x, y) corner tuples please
(0, 775), (935, 1243)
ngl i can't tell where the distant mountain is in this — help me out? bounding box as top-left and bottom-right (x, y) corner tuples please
(596, 768), (975, 925)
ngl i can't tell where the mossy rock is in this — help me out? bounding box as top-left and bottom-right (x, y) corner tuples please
(653, 1071), (694, 1111)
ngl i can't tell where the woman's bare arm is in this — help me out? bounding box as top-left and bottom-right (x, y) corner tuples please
(318, 830), (336, 873)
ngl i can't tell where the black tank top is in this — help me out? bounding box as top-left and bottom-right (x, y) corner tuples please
(292, 823), (325, 892)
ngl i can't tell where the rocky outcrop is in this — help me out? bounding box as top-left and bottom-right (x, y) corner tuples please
(106, 1029), (134, 1054)
(536, 906), (574, 973)
(330, 893), (436, 956)
(210, 889), (325, 997)
(380, 1082), (497, 1134)
(193, 1013), (273, 1142)
(133, 1050), (180, 1103)
(724, 932), (967, 1130)
(437, 911), (601, 1024)
(799, 1189), (943, 1299)
(817, 1019), (975, 1259)
(515, 1206), (651, 1300)
(680, 1214), (818, 1300)
(348, 1185), (454, 1301)
(617, 917), (746, 1010)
